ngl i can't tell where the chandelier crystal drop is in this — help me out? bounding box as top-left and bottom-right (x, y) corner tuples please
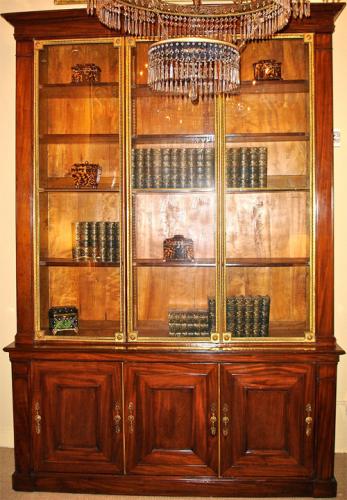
(87, 0), (310, 99)
(148, 38), (240, 101)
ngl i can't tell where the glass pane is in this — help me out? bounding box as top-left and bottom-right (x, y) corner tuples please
(36, 41), (123, 340)
(130, 41), (217, 341)
(224, 37), (311, 340)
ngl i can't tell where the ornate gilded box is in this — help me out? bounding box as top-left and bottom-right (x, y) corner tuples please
(71, 63), (101, 84)
(48, 306), (79, 336)
(71, 161), (102, 189)
(253, 59), (282, 81)
(163, 234), (194, 262)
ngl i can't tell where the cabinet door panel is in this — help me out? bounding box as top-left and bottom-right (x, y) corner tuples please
(221, 364), (314, 477)
(32, 361), (123, 474)
(125, 363), (218, 476)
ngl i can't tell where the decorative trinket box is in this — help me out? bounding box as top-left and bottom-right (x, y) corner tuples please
(163, 234), (194, 262)
(71, 63), (101, 84)
(253, 59), (282, 81)
(71, 161), (102, 189)
(48, 306), (79, 336)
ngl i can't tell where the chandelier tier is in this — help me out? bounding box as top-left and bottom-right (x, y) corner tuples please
(87, 0), (310, 42)
(87, 0), (310, 100)
(148, 38), (240, 101)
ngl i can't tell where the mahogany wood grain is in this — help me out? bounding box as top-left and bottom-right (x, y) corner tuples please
(221, 363), (314, 477)
(225, 192), (309, 258)
(134, 192), (215, 260)
(136, 267), (215, 322)
(11, 362), (32, 481)
(240, 39), (308, 81)
(32, 361), (123, 473)
(226, 266), (308, 326)
(46, 267), (121, 325)
(315, 364), (338, 481)
(314, 34), (335, 345)
(125, 363), (218, 476)
(15, 41), (35, 344)
(14, 474), (321, 497)
(225, 93), (308, 134)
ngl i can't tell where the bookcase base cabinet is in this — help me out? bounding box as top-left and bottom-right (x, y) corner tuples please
(8, 350), (341, 498)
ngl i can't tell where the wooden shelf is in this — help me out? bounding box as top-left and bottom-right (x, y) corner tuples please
(40, 134), (119, 144)
(40, 258), (120, 267)
(135, 258), (215, 268)
(226, 258), (309, 267)
(133, 134), (214, 145)
(237, 80), (309, 94)
(39, 177), (120, 193)
(225, 132), (309, 143)
(226, 175), (308, 193)
(40, 82), (119, 98)
(136, 320), (307, 338)
(134, 258), (308, 268)
(133, 80), (309, 97)
(137, 320), (210, 339)
(132, 132), (308, 144)
(42, 320), (120, 338)
(132, 176), (308, 194)
(133, 188), (215, 194)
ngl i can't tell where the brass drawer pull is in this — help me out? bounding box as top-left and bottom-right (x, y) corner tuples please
(210, 403), (217, 437)
(113, 402), (121, 434)
(34, 402), (41, 435)
(128, 402), (135, 434)
(222, 403), (230, 437)
(305, 403), (313, 437)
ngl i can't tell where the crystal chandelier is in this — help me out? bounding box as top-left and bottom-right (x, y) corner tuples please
(87, 0), (310, 100)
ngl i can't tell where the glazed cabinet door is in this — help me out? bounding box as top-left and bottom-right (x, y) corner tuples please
(125, 363), (218, 475)
(32, 361), (123, 474)
(221, 364), (314, 477)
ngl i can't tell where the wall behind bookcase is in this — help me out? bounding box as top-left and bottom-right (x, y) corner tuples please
(0, 0), (346, 452)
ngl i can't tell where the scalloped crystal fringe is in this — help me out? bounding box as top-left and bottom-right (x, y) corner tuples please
(87, 0), (310, 41)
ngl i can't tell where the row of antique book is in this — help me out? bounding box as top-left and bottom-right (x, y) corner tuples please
(72, 221), (120, 263)
(132, 147), (268, 189)
(168, 295), (270, 337)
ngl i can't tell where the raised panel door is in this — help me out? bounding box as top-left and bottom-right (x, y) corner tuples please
(32, 361), (123, 474)
(221, 363), (314, 477)
(125, 363), (218, 475)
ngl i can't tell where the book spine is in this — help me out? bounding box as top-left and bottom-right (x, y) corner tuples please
(249, 147), (260, 188)
(152, 148), (161, 188)
(135, 149), (145, 189)
(131, 149), (136, 188)
(240, 147), (250, 188)
(186, 148), (195, 188)
(208, 297), (216, 333)
(259, 147), (268, 188)
(177, 148), (187, 188)
(161, 148), (171, 188)
(170, 148), (178, 188)
(205, 148), (215, 188)
(142, 148), (152, 188)
(195, 148), (205, 188)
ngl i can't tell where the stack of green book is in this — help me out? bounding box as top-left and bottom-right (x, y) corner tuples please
(208, 295), (270, 337)
(226, 147), (268, 188)
(168, 310), (210, 337)
(132, 147), (215, 188)
(72, 221), (120, 263)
